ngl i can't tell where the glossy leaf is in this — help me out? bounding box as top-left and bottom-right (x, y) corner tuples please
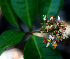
(24, 35), (63, 59)
(38, 0), (63, 22)
(0, 0), (19, 28)
(0, 30), (25, 48)
(11, 0), (37, 31)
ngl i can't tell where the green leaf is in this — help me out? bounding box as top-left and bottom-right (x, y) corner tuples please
(0, 0), (19, 28)
(0, 30), (25, 48)
(24, 35), (63, 59)
(0, 48), (5, 55)
(11, 0), (37, 31)
(38, 0), (63, 22)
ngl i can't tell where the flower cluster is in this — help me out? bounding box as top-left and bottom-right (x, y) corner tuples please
(40, 15), (69, 49)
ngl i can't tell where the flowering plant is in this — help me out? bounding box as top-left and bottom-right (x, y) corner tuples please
(0, 0), (66, 59)
(40, 15), (69, 49)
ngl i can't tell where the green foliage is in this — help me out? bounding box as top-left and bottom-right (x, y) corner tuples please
(24, 35), (63, 59)
(0, 0), (64, 58)
(0, 0), (19, 28)
(0, 30), (25, 55)
(0, 30), (25, 48)
(0, 48), (5, 55)
(11, 0), (37, 31)
(38, 0), (63, 22)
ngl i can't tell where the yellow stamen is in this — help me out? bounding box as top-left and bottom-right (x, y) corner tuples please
(63, 23), (65, 25)
(45, 28), (47, 29)
(66, 34), (69, 38)
(48, 39), (51, 41)
(43, 15), (45, 18)
(49, 26), (51, 29)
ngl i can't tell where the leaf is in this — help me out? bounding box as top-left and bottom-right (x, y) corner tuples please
(24, 35), (63, 59)
(0, 48), (5, 55)
(0, 30), (25, 48)
(37, 0), (63, 22)
(0, 0), (19, 28)
(11, 0), (37, 31)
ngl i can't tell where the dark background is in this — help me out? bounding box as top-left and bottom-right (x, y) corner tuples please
(0, 0), (70, 59)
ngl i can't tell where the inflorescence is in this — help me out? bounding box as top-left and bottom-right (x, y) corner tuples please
(40, 15), (69, 49)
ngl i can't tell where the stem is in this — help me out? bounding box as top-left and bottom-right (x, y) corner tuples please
(26, 31), (41, 35)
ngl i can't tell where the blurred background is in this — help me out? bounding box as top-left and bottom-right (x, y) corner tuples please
(0, 0), (70, 59)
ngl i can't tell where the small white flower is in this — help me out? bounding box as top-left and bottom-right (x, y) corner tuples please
(54, 41), (56, 44)
(62, 32), (66, 39)
(56, 34), (59, 37)
(43, 18), (46, 21)
(50, 17), (53, 20)
(59, 29), (63, 32)
(49, 35), (52, 39)
(63, 32), (66, 34)
(46, 25), (49, 32)
(52, 41), (57, 46)
(46, 42), (50, 47)
(49, 35), (54, 40)
(63, 36), (65, 39)
(51, 25), (53, 27)
(63, 33), (66, 36)
(43, 15), (46, 21)
(58, 16), (60, 21)
(52, 36), (54, 40)
(57, 23), (59, 25)
(46, 25), (49, 28)
(60, 25), (64, 26)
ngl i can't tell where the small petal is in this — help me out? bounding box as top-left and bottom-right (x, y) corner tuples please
(43, 18), (46, 21)
(46, 42), (50, 47)
(58, 16), (60, 21)
(50, 17), (53, 20)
